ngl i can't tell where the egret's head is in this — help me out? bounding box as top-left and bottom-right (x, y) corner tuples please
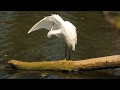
(47, 31), (52, 38)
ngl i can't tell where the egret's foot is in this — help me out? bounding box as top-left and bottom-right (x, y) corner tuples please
(64, 58), (70, 61)
(64, 58), (67, 60)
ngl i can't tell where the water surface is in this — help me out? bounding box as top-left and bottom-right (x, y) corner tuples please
(0, 11), (120, 79)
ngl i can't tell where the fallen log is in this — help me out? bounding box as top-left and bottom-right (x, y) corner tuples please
(8, 55), (120, 72)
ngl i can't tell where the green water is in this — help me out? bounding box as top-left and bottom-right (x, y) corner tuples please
(0, 11), (120, 79)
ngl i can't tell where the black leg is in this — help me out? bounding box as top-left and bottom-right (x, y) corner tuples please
(69, 48), (70, 60)
(65, 44), (67, 60)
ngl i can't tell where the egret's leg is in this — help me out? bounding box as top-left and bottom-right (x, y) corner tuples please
(69, 48), (71, 60)
(64, 44), (67, 60)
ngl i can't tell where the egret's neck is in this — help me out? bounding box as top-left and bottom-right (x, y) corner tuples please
(53, 15), (64, 27)
(51, 29), (62, 35)
(47, 29), (62, 38)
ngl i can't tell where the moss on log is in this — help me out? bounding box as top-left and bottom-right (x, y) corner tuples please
(8, 55), (120, 72)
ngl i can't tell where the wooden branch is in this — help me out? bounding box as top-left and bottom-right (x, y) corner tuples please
(8, 55), (120, 72)
(102, 11), (120, 31)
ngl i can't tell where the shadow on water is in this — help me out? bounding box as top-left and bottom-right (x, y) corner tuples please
(1, 65), (120, 79)
(1, 68), (120, 79)
(0, 11), (120, 79)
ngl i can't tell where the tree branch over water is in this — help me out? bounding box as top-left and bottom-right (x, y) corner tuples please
(102, 11), (120, 31)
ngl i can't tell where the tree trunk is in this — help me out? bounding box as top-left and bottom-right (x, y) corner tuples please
(8, 55), (120, 72)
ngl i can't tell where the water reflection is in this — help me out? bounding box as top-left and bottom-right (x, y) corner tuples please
(0, 11), (120, 79)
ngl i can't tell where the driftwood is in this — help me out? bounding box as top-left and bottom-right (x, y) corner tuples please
(8, 55), (120, 72)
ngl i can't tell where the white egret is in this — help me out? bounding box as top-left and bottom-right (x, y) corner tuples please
(28, 14), (77, 60)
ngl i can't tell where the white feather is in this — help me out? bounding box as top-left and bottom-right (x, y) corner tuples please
(28, 14), (77, 51)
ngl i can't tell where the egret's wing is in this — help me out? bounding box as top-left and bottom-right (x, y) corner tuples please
(28, 16), (60, 33)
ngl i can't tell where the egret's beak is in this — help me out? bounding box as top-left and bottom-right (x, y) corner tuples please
(50, 23), (54, 31)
